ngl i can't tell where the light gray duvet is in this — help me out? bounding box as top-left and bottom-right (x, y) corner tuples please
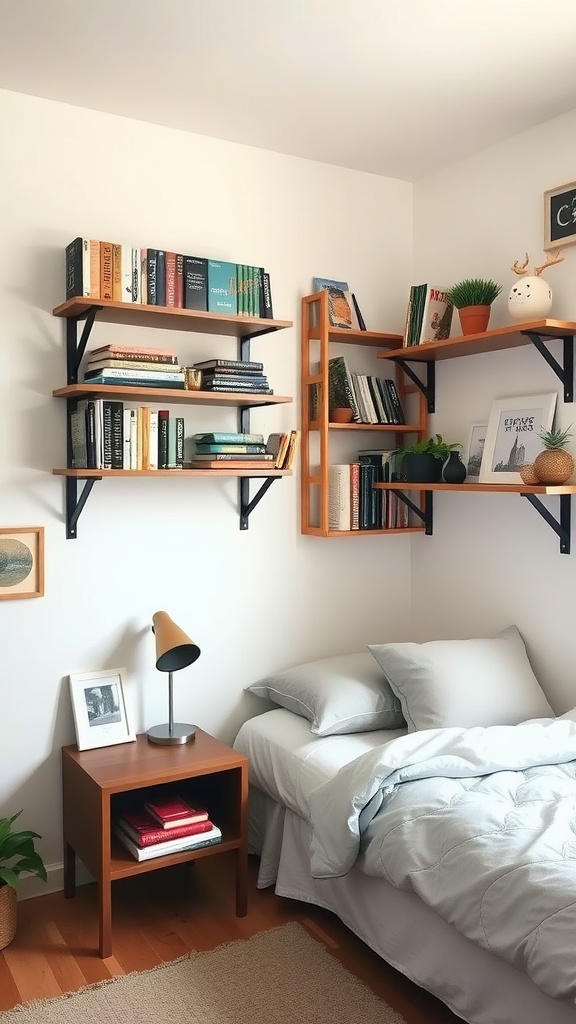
(308, 716), (576, 1003)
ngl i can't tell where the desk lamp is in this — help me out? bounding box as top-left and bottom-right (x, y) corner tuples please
(148, 611), (201, 745)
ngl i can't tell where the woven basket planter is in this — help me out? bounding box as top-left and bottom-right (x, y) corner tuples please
(0, 885), (17, 950)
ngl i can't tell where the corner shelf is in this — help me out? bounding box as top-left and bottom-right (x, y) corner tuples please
(376, 481), (576, 554)
(301, 291), (427, 537)
(52, 297), (293, 537)
(377, 319), (576, 411)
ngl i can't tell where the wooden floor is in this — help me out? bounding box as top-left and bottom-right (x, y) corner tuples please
(0, 855), (460, 1023)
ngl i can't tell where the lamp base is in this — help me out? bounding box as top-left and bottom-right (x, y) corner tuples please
(147, 723), (196, 745)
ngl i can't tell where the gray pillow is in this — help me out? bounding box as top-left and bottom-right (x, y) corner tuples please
(368, 625), (553, 733)
(246, 652), (405, 737)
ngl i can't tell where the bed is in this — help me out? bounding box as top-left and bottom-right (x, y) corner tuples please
(233, 632), (576, 1024)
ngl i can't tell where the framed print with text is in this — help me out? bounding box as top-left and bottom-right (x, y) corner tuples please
(479, 393), (556, 484)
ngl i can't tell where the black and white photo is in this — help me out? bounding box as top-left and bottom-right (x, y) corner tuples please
(69, 669), (135, 750)
(480, 393), (557, 484)
(465, 423), (487, 482)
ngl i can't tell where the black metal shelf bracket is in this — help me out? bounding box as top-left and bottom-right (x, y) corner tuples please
(522, 492), (571, 554)
(522, 331), (574, 403)
(66, 477), (100, 539)
(239, 476), (279, 530)
(393, 359), (435, 413)
(391, 489), (433, 535)
(66, 306), (100, 384)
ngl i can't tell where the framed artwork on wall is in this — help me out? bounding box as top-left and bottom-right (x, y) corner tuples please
(543, 180), (576, 251)
(465, 424), (488, 482)
(68, 668), (136, 751)
(0, 527), (44, 600)
(479, 393), (557, 484)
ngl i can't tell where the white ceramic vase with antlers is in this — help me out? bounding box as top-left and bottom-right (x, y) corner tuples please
(508, 251), (564, 320)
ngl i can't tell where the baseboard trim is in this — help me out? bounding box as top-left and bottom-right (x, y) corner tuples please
(18, 861), (94, 901)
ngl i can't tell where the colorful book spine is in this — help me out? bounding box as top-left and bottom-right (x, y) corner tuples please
(183, 256), (208, 311)
(207, 259), (237, 314)
(193, 432), (264, 444)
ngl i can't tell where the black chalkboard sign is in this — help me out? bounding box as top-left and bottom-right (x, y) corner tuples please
(544, 180), (576, 250)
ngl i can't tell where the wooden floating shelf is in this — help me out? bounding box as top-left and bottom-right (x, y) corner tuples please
(304, 527), (426, 537)
(52, 296), (293, 337)
(376, 482), (576, 494)
(52, 383), (292, 406)
(377, 319), (576, 362)
(53, 468), (291, 479)
(309, 420), (421, 432)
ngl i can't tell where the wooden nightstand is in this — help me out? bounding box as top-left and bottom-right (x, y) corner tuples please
(62, 730), (248, 957)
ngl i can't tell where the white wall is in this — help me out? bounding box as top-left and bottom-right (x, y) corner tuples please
(412, 108), (576, 714)
(0, 89), (414, 880)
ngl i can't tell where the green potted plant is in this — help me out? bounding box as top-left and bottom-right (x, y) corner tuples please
(445, 278), (502, 336)
(0, 811), (47, 950)
(394, 434), (464, 483)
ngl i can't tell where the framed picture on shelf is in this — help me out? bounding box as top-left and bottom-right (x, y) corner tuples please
(0, 527), (44, 600)
(68, 668), (136, 751)
(543, 180), (576, 251)
(479, 393), (557, 484)
(465, 424), (488, 482)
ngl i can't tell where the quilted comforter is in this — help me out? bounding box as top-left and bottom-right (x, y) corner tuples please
(308, 716), (576, 1003)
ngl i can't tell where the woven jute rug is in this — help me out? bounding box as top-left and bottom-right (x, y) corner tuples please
(0, 921), (406, 1023)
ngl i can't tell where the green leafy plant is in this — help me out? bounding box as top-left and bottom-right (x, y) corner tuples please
(393, 434), (463, 462)
(446, 278), (502, 308)
(0, 812), (47, 893)
(538, 425), (573, 450)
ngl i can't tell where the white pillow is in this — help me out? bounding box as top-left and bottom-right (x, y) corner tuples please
(245, 652), (405, 737)
(368, 626), (553, 732)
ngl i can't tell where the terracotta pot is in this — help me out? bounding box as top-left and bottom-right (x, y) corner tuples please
(330, 407), (354, 424)
(458, 305), (491, 336)
(0, 885), (17, 951)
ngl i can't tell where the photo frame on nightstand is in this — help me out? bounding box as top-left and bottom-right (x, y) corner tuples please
(68, 668), (136, 751)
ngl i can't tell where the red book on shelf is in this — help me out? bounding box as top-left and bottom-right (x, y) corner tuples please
(143, 796), (209, 829)
(118, 809), (214, 847)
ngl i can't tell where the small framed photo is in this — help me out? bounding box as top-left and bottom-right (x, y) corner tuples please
(68, 668), (136, 751)
(479, 393), (557, 484)
(465, 423), (488, 482)
(543, 181), (576, 251)
(0, 527), (44, 600)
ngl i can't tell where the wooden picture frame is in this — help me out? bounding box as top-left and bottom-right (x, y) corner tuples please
(0, 527), (44, 600)
(479, 393), (557, 484)
(68, 668), (136, 751)
(543, 181), (576, 251)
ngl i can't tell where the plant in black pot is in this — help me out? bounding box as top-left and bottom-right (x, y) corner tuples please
(394, 434), (464, 483)
(446, 278), (502, 336)
(0, 811), (47, 950)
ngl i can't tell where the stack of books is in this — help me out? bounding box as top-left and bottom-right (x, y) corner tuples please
(186, 432), (275, 470)
(192, 358), (273, 396)
(83, 344), (186, 389)
(114, 796), (222, 862)
(403, 283), (453, 346)
(327, 356), (405, 425)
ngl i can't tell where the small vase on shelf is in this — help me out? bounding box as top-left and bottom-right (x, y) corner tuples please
(442, 451), (467, 484)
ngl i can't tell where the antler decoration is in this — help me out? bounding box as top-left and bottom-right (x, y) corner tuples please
(511, 253), (530, 276)
(534, 250), (564, 276)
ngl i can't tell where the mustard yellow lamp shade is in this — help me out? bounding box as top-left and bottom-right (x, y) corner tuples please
(148, 611), (201, 745)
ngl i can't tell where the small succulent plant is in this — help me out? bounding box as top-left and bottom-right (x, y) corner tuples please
(538, 425), (573, 450)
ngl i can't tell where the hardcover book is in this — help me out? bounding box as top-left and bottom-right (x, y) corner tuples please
(193, 432), (264, 445)
(207, 259), (237, 314)
(118, 809), (214, 847)
(144, 797), (208, 829)
(113, 824), (222, 861)
(187, 459), (276, 470)
(90, 344), (178, 359)
(194, 444), (268, 454)
(192, 359), (263, 372)
(183, 256), (208, 311)
(189, 452), (273, 462)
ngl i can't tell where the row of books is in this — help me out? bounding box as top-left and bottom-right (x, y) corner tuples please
(66, 237), (274, 318)
(113, 795), (222, 862)
(328, 450), (408, 531)
(403, 283), (453, 346)
(186, 431), (300, 471)
(70, 401), (185, 470)
(327, 356), (406, 425)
